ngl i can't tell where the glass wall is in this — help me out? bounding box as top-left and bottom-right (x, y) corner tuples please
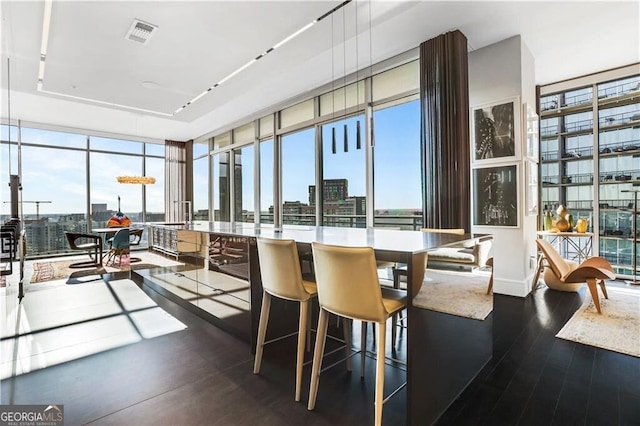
(373, 98), (422, 229)
(198, 59), (423, 230)
(213, 152), (231, 221)
(259, 139), (274, 223)
(540, 71), (639, 276)
(193, 140), (210, 220)
(145, 156), (165, 222)
(320, 115), (366, 227)
(89, 152), (143, 226)
(234, 144), (254, 222)
(21, 145), (87, 256)
(281, 128), (316, 225)
(0, 125), (164, 259)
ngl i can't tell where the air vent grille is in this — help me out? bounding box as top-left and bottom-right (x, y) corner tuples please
(125, 19), (158, 44)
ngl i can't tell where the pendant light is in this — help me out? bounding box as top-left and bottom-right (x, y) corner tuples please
(343, 124), (348, 152)
(332, 127), (337, 154)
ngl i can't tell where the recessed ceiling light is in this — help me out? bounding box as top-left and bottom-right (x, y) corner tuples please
(141, 81), (160, 89)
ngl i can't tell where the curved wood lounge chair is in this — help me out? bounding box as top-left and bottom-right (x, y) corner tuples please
(536, 239), (615, 314)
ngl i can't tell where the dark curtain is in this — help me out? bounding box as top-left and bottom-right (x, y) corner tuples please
(420, 30), (471, 232)
(165, 139), (193, 222)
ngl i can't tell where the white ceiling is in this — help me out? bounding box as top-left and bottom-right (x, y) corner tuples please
(1, 1), (639, 142)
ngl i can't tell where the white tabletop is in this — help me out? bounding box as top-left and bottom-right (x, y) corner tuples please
(148, 221), (483, 254)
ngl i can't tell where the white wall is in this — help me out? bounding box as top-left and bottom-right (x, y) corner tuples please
(469, 35), (537, 297)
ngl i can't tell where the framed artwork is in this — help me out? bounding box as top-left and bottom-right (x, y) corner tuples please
(525, 160), (539, 216)
(472, 97), (520, 164)
(524, 103), (539, 161)
(473, 164), (519, 227)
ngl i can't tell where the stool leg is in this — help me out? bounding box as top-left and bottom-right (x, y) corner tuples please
(360, 321), (367, 378)
(308, 308), (329, 411)
(306, 300), (313, 352)
(391, 313), (397, 350)
(486, 271), (494, 295)
(375, 320), (387, 426)
(343, 318), (352, 372)
(253, 291), (271, 374)
(296, 300), (309, 402)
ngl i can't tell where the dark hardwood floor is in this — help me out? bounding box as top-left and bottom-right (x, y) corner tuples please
(2, 273), (639, 425)
(437, 285), (640, 426)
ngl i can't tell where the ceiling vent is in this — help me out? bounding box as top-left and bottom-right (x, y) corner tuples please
(125, 19), (158, 44)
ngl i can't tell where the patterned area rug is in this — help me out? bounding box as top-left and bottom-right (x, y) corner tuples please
(556, 287), (640, 358)
(30, 260), (159, 283)
(412, 269), (493, 320)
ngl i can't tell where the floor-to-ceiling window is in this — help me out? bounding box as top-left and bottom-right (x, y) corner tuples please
(281, 128), (316, 225)
(321, 115), (366, 227)
(90, 137), (144, 231)
(0, 125), (164, 258)
(212, 152), (231, 222)
(21, 144), (87, 256)
(259, 138), (274, 223)
(372, 98), (422, 229)
(193, 140), (210, 220)
(234, 144), (254, 223)
(539, 68), (639, 277)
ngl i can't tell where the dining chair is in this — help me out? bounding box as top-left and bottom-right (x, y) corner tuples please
(308, 242), (427, 425)
(64, 231), (103, 268)
(105, 228), (130, 266)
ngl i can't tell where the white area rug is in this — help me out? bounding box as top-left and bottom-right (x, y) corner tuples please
(412, 269), (492, 320)
(556, 287), (640, 358)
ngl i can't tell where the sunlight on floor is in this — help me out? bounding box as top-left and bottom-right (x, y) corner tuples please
(1, 278), (187, 380)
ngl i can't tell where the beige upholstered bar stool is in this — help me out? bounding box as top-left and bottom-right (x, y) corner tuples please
(308, 242), (427, 426)
(253, 238), (318, 402)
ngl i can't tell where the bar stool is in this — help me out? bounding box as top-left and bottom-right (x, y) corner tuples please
(308, 242), (427, 426)
(253, 238), (318, 402)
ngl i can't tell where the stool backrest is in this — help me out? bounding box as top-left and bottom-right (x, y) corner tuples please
(311, 242), (387, 323)
(257, 238), (312, 302)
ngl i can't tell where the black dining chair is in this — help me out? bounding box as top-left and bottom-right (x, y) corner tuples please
(64, 231), (103, 268)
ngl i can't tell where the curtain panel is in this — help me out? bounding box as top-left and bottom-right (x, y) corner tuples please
(420, 30), (471, 231)
(165, 139), (193, 222)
